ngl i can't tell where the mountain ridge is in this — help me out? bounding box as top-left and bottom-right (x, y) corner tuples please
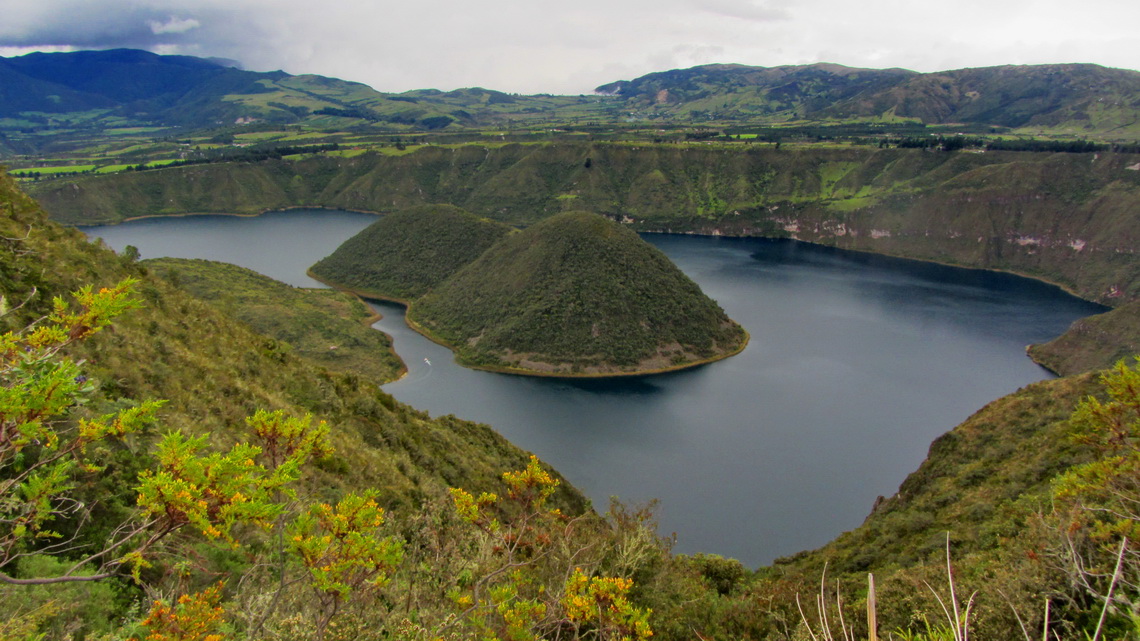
(1, 49), (1137, 136)
(595, 61), (1140, 132)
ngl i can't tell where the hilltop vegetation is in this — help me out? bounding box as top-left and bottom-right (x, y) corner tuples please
(407, 211), (747, 375)
(309, 204), (513, 301)
(0, 168), (590, 510)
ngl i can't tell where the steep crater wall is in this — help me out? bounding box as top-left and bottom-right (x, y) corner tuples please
(27, 143), (1140, 304)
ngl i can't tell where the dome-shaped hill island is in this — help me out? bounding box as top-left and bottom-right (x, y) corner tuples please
(311, 208), (749, 377)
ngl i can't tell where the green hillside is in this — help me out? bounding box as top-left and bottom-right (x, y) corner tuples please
(1029, 299), (1140, 375)
(830, 64), (1140, 135)
(594, 63), (919, 121)
(0, 48), (483, 131)
(308, 204), (513, 301)
(144, 257), (405, 382)
(408, 211), (748, 375)
(0, 167), (597, 633)
(0, 168), (590, 509)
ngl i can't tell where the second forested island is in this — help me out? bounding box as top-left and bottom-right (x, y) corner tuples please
(310, 207), (748, 377)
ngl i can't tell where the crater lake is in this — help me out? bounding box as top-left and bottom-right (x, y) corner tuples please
(81, 209), (1106, 566)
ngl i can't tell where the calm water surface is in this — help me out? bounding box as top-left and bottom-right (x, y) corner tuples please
(83, 210), (1105, 566)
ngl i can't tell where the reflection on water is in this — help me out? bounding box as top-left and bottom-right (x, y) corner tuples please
(82, 212), (1106, 566)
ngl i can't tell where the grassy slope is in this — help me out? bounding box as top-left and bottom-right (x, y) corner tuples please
(308, 204), (513, 301)
(144, 257), (405, 383)
(1028, 299), (1140, 375)
(0, 168), (589, 516)
(408, 211), (747, 375)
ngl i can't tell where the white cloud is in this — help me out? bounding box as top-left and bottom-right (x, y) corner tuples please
(0, 45), (76, 57)
(148, 17), (201, 35)
(695, 0), (791, 22)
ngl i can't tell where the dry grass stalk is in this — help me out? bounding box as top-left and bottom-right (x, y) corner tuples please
(868, 573), (878, 641)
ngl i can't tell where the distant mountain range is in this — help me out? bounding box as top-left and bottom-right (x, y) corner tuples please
(596, 62), (1140, 131)
(1, 49), (1138, 136)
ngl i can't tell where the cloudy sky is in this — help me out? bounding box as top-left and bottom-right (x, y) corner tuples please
(1, 0), (1137, 94)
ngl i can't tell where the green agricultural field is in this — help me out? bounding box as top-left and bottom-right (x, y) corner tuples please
(324, 148), (372, 158)
(9, 164), (97, 175)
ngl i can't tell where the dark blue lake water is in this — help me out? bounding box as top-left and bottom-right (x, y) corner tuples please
(82, 209), (1105, 566)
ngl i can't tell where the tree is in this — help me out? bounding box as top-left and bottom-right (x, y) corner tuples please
(0, 281), (321, 587)
(1049, 357), (1140, 638)
(288, 491), (402, 641)
(133, 582), (229, 641)
(0, 278), (165, 585)
(446, 456), (654, 641)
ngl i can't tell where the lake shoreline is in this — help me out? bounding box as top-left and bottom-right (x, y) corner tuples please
(93, 207), (1107, 310)
(308, 269), (752, 379)
(94, 207), (1105, 375)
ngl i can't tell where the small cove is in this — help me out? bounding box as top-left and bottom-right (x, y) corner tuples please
(82, 209), (1106, 566)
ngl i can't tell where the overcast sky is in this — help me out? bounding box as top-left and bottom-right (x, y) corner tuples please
(1, 0), (1137, 94)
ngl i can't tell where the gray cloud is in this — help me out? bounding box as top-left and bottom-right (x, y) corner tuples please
(0, 0), (1136, 94)
(0, 2), (200, 47)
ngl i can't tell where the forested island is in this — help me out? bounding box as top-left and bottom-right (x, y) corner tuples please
(309, 204), (513, 302)
(314, 208), (748, 376)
